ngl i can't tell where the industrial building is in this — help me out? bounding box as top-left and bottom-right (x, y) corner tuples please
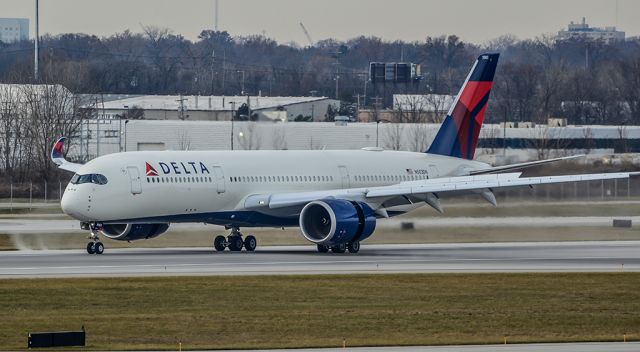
(557, 17), (625, 42)
(70, 119), (640, 166)
(88, 95), (339, 122)
(0, 18), (29, 43)
(357, 94), (454, 123)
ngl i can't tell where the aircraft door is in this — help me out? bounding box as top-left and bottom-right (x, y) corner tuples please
(212, 165), (225, 194)
(127, 166), (142, 194)
(338, 165), (350, 188)
(427, 164), (440, 179)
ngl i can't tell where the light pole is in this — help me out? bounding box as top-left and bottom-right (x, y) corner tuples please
(237, 70), (245, 95)
(34, 0), (39, 81)
(359, 73), (368, 107)
(375, 118), (391, 148)
(230, 101), (236, 150)
(124, 119), (130, 152)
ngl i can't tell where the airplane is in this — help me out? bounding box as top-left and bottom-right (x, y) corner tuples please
(52, 53), (637, 255)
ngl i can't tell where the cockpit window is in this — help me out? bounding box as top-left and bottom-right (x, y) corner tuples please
(70, 173), (108, 185)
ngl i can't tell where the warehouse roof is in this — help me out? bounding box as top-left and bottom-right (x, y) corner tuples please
(93, 95), (331, 112)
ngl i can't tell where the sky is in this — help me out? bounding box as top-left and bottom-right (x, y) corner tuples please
(1, 0), (638, 44)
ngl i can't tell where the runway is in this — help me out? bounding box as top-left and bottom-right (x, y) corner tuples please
(0, 241), (638, 278)
(1, 216), (638, 234)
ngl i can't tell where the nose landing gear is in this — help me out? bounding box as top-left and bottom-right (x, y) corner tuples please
(83, 222), (104, 255)
(213, 227), (257, 252)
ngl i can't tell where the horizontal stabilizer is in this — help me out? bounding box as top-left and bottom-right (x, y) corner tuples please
(469, 155), (585, 175)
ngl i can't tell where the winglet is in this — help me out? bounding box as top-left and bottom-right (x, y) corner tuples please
(51, 137), (82, 173)
(51, 137), (67, 165)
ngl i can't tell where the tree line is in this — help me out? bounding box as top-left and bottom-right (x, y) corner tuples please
(0, 28), (639, 183)
(0, 27), (638, 124)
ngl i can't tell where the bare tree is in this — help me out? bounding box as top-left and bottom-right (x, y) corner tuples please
(21, 84), (85, 179)
(271, 125), (287, 150)
(617, 125), (629, 153)
(394, 95), (428, 123)
(177, 130), (192, 150)
(237, 122), (262, 150)
(479, 125), (501, 155)
(527, 126), (552, 160)
(407, 123), (430, 152)
(383, 123), (404, 151)
(582, 127), (594, 154)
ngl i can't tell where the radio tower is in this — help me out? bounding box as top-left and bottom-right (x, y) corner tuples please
(214, 0), (219, 31)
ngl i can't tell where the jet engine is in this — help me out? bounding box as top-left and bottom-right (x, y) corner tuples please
(299, 199), (376, 245)
(100, 223), (170, 241)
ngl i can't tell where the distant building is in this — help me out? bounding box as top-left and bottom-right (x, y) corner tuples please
(84, 95), (339, 122)
(0, 18), (29, 43)
(557, 17), (625, 43)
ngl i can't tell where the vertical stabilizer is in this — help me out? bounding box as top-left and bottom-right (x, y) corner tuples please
(426, 53), (499, 159)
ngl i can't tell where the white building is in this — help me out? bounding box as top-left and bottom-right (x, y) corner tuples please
(71, 119), (640, 165)
(0, 18), (29, 43)
(558, 17), (625, 42)
(86, 95), (339, 122)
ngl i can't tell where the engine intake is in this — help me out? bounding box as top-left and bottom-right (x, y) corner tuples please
(100, 223), (170, 241)
(299, 199), (376, 245)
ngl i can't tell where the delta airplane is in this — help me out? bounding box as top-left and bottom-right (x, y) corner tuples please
(53, 53), (637, 255)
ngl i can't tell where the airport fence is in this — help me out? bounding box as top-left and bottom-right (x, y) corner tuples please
(0, 176), (639, 211)
(0, 180), (66, 209)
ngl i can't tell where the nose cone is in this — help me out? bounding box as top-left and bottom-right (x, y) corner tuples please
(61, 189), (86, 220)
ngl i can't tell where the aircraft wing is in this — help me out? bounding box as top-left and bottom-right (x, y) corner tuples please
(51, 137), (83, 173)
(245, 171), (638, 212)
(364, 171), (637, 198)
(468, 155), (585, 175)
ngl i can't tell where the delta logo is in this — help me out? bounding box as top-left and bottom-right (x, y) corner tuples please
(144, 161), (211, 176)
(146, 162), (159, 176)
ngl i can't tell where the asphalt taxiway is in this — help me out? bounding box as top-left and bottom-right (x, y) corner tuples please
(2, 216), (639, 234)
(0, 241), (638, 278)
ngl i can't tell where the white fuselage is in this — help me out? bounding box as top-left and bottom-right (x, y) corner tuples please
(61, 149), (488, 227)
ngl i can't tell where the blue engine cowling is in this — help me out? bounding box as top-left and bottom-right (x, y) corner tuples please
(100, 223), (170, 241)
(299, 199), (376, 245)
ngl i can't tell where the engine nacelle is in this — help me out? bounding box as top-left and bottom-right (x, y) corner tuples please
(100, 223), (170, 241)
(299, 199), (376, 245)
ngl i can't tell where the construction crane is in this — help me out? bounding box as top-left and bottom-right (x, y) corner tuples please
(299, 22), (314, 47)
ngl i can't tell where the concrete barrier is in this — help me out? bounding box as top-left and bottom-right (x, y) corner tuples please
(613, 219), (632, 228)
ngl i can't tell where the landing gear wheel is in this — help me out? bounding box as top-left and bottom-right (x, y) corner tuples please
(317, 244), (330, 253)
(244, 235), (257, 252)
(94, 242), (105, 255)
(228, 236), (244, 252)
(214, 235), (226, 251)
(331, 243), (347, 253)
(86, 242), (96, 254)
(347, 241), (360, 253)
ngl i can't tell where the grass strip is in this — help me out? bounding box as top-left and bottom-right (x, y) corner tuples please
(0, 273), (639, 350)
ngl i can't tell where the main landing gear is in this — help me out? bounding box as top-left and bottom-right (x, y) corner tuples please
(213, 227), (257, 252)
(84, 223), (104, 255)
(316, 241), (360, 254)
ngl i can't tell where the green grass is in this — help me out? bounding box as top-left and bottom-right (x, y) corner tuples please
(0, 274), (639, 350)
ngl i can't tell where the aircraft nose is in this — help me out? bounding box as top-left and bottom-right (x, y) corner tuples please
(61, 189), (84, 219)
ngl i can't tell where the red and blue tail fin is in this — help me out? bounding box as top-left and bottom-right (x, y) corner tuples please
(426, 53), (499, 160)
